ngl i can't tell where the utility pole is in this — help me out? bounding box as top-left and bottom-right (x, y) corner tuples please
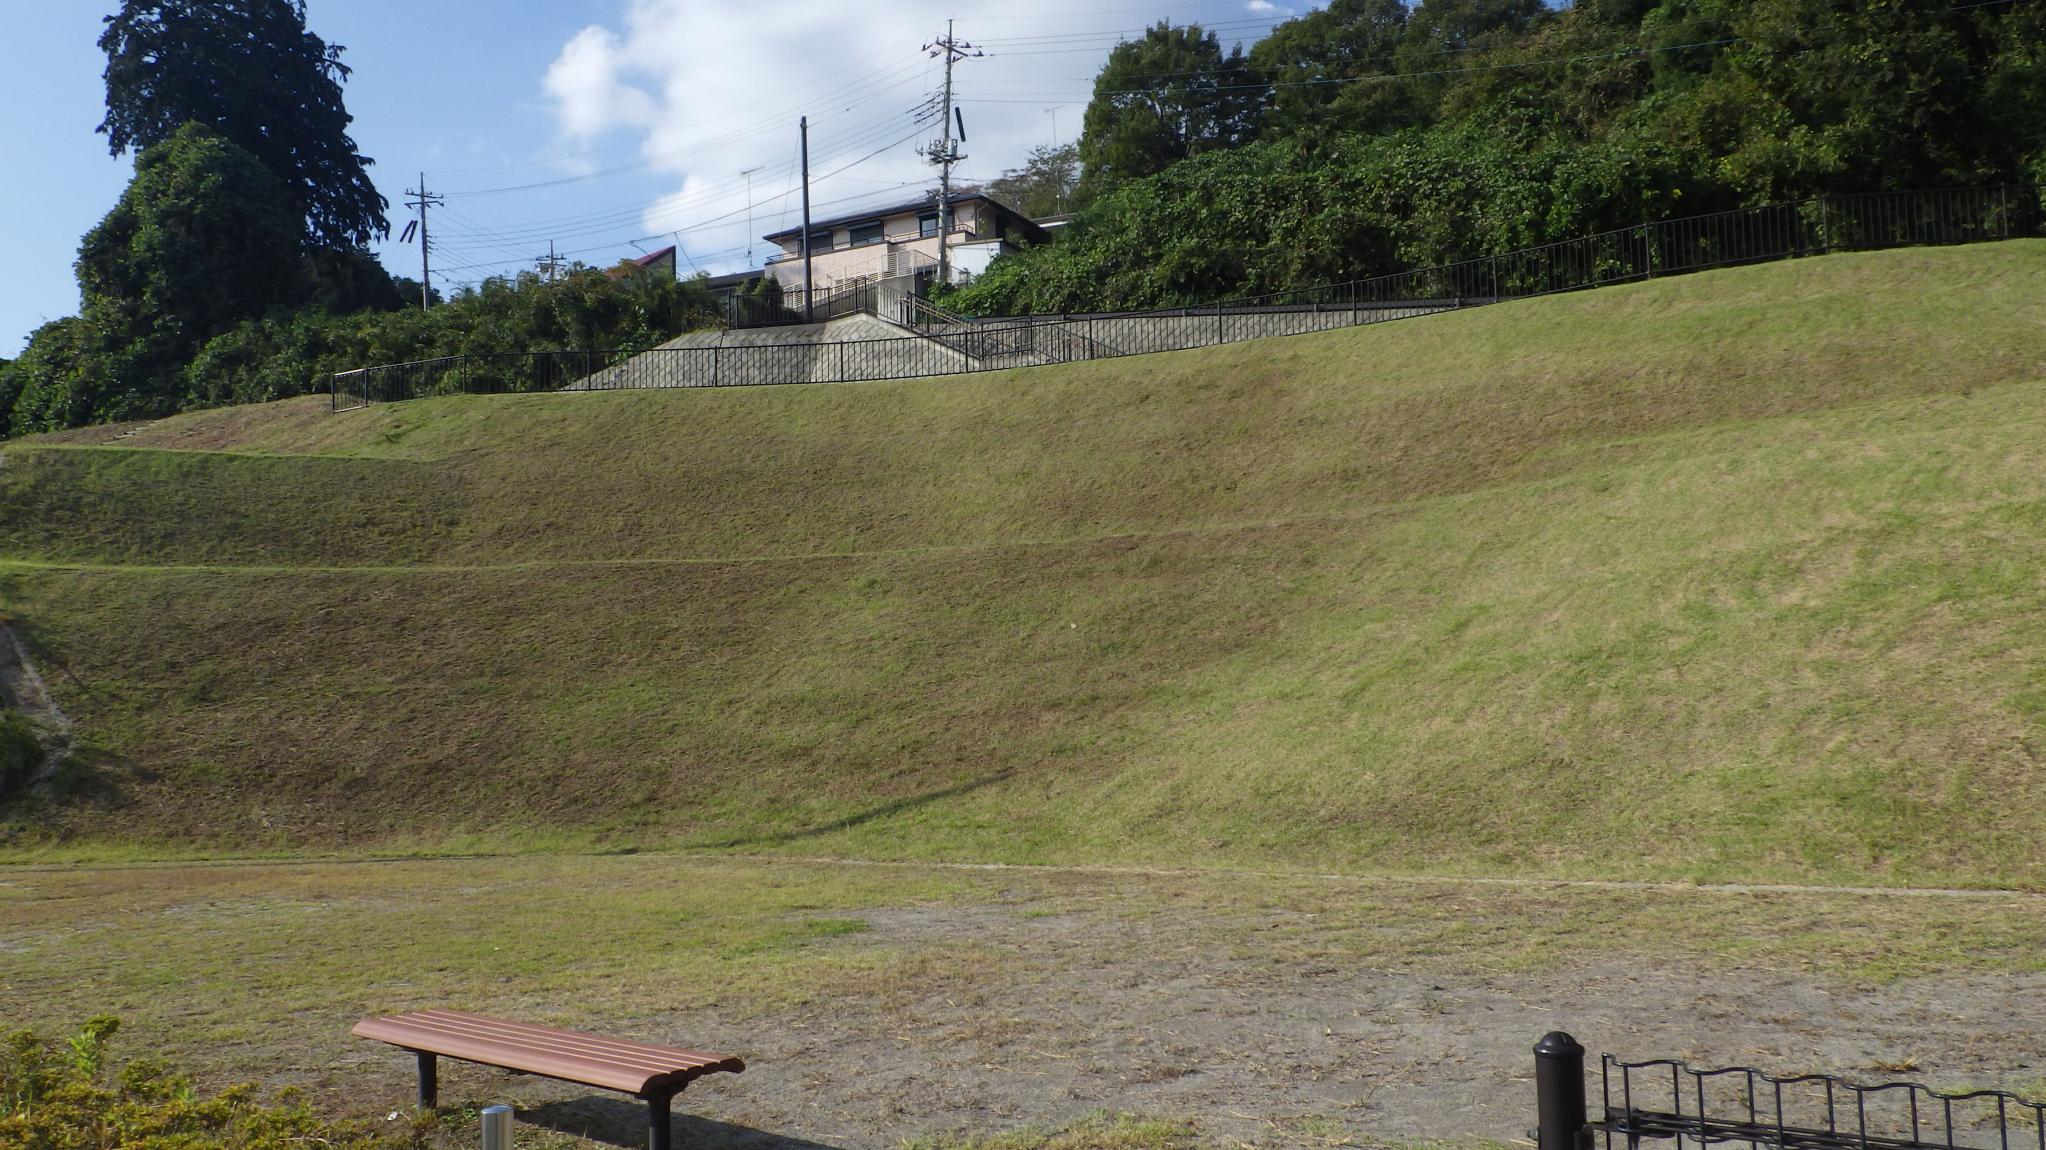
(404, 173), (443, 311)
(924, 21), (981, 288)
(800, 116), (813, 320)
(740, 166), (762, 266)
(535, 241), (564, 282)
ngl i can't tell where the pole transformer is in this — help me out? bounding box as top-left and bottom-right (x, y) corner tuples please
(923, 21), (981, 289)
(404, 173), (443, 311)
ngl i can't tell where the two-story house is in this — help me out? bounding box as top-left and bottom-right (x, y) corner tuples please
(761, 191), (1045, 298)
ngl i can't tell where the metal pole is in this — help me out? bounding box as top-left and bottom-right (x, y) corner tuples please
(1536, 1032), (1588, 1150)
(481, 1105), (512, 1150)
(801, 116), (814, 321)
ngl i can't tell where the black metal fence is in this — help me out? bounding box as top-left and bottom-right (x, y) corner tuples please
(1536, 1033), (2046, 1150)
(333, 185), (2037, 410)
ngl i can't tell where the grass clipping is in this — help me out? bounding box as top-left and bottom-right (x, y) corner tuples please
(0, 1017), (432, 1150)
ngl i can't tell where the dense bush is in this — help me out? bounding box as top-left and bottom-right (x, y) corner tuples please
(945, 0), (2046, 315)
(178, 268), (722, 411)
(5, 264), (722, 434)
(0, 1018), (430, 1150)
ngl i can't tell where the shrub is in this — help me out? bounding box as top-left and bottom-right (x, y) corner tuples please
(0, 1018), (432, 1150)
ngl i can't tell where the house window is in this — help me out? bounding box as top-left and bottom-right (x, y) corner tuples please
(849, 221), (885, 246)
(918, 213), (940, 238)
(800, 230), (832, 254)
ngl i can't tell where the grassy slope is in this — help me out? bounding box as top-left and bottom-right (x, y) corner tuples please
(4, 244), (2044, 885)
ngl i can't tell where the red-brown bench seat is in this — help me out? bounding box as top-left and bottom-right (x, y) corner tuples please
(353, 1010), (743, 1150)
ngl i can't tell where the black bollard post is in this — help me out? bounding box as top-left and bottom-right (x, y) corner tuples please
(1535, 1031), (1588, 1150)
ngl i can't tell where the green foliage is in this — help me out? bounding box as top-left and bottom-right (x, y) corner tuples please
(179, 269), (723, 411)
(98, 0), (389, 249)
(999, 0), (2046, 315)
(989, 143), (1082, 218)
(1, 1017), (428, 1150)
(5, 317), (158, 436)
(0, 710), (40, 799)
(949, 118), (1690, 315)
(1076, 23), (1264, 193)
(1248, 0), (1418, 140)
(78, 123), (309, 354)
(7, 125), (311, 435)
(0, 363), (17, 442)
(747, 274), (784, 310)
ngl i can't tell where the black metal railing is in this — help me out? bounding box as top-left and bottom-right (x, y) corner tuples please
(1534, 1034), (2046, 1150)
(333, 185), (2037, 411)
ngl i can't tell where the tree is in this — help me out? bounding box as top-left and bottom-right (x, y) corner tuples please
(99, 0), (388, 249)
(1402, 0), (1548, 54)
(7, 123), (313, 433)
(1249, 0), (1419, 140)
(989, 143), (1082, 218)
(1077, 23), (1266, 192)
(1658, 0), (2006, 198)
(79, 123), (310, 354)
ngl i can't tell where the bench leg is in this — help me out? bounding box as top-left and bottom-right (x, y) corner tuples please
(645, 1089), (676, 1150)
(415, 1051), (438, 1110)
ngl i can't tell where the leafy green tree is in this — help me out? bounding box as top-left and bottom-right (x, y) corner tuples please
(5, 316), (152, 434)
(1661, 0), (2005, 197)
(990, 143), (1082, 217)
(8, 124), (309, 433)
(79, 123), (310, 355)
(0, 358), (17, 440)
(1403, 0), (1548, 53)
(1077, 23), (1265, 192)
(1249, 0), (1418, 140)
(98, 0), (388, 249)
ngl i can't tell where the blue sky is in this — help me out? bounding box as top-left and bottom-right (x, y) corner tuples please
(0, 0), (1311, 356)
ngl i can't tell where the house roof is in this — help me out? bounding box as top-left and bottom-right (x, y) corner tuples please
(700, 269), (765, 292)
(606, 245), (677, 279)
(762, 190), (1037, 243)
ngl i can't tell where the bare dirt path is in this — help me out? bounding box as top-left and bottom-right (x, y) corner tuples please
(0, 621), (74, 785)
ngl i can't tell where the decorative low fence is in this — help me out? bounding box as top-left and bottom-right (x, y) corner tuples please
(1534, 1033), (2046, 1150)
(333, 185), (2037, 411)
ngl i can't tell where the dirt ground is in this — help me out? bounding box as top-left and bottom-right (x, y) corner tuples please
(346, 886), (2046, 1150)
(11, 857), (2046, 1150)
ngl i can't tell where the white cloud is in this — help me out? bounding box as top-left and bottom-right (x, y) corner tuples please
(508, 0), (1302, 278)
(543, 26), (657, 140)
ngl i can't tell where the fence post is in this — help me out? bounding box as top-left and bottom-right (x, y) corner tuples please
(481, 1105), (512, 1150)
(1535, 1032), (1588, 1150)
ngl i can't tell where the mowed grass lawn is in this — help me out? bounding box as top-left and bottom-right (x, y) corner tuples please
(3, 245), (2046, 889)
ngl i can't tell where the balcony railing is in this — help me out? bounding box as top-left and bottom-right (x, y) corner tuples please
(764, 223), (976, 264)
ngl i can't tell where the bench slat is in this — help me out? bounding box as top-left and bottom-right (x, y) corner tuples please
(353, 1011), (743, 1096)
(389, 1012), (726, 1073)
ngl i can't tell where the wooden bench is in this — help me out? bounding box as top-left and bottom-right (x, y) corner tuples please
(353, 1010), (744, 1150)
